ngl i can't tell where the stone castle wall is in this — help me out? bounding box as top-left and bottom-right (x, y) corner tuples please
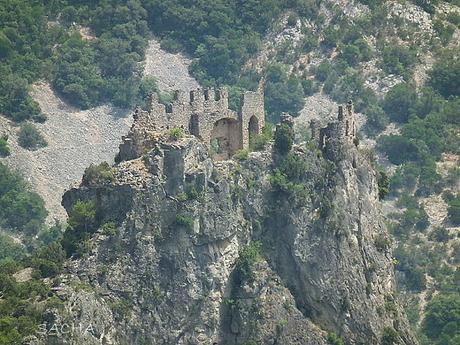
(118, 87), (265, 161)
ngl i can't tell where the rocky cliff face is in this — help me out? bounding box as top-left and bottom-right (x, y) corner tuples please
(43, 121), (416, 345)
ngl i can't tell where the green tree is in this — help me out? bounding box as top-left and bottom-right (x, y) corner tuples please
(447, 196), (460, 225)
(383, 83), (417, 123)
(377, 135), (422, 165)
(0, 234), (26, 261)
(423, 294), (460, 342)
(274, 123), (293, 155)
(429, 48), (460, 98)
(52, 35), (105, 109)
(62, 200), (97, 257)
(364, 104), (388, 135)
(0, 163), (47, 231)
(264, 64), (305, 122)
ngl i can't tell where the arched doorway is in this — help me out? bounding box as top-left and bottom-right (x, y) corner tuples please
(248, 116), (259, 146)
(210, 118), (241, 160)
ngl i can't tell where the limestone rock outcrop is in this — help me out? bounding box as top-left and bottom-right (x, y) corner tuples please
(43, 114), (416, 345)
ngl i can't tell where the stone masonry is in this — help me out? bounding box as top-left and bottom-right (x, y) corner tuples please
(118, 88), (265, 161)
(310, 101), (356, 159)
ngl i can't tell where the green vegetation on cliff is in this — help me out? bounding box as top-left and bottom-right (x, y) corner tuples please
(0, 163), (47, 232)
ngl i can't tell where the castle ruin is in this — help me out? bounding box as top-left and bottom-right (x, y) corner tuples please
(310, 101), (356, 154)
(118, 87), (265, 161)
(117, 85), (356, 163)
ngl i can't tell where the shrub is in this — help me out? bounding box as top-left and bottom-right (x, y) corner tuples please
(447, 195), (460, 225)
(423, 293), (460, 341)
(0, 163), (47, 231)
(378, 170), (390, 200)
(433, 19), (456, 44)
(82, 162), (114, 185)
(274, 123), (293, 155)
(381, 44), (416, 78)
(381, 327), (400, 345)
(0, 234), (26, 261)
(315, 60), (334, 82)
(287, 13), (298, 26)
(62, 200), (97, 257)
(101, 222), (116, 236)
(364, 104), (388, 135)
(29, 242), (66, 278)
(301, 79), (318, 96)
(399, 206), (430, 232)
(0, 135), (10, 157)
(269, 170), (308, 206)
(383, 83), (416, 123)
(429, 48), (460, 98)
(340, 44), (361, 66)
(234, 241), (261, 284)
(185, 183), (200, 200)
(405, 267), (427, 292)
(375, 234), (392, 252)
(250, 124), (273, 151)
(279, 152), (308, 181)
(175, 214), (194, 231)
(327, 332), (345, 345)
(17, 123), (47, 150)
(159, 37), (183, 53)
(428, 226), (451, 242)
(168, 127), (183, 141)
(389, 163), (420, 194)
(233, 149), (249, 161)
(264, 64), (305, 121)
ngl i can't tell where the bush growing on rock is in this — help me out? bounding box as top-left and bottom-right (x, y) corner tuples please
(380, 327), (401, 345)
(327, 332), (345, 345)
(234, 241), (261, 284)
(377, 170), (390, 200)
(82, 162), (114, 185)
(17, 123), (47, 150)
(430, 47), (460, 98)
(175, 214), (194, 231)
(168, 127), (183, 141)
(62, 200), (97, 257)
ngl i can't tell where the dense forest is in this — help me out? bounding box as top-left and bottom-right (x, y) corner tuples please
(0, 0), (460, 344)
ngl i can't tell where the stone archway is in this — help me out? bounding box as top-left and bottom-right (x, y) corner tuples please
(210, 118), (241, 160)
(248, 115), (260, 146)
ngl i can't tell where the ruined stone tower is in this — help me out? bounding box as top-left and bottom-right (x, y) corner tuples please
(117, 88), (265, 161)
(310, 101), (356, 159)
